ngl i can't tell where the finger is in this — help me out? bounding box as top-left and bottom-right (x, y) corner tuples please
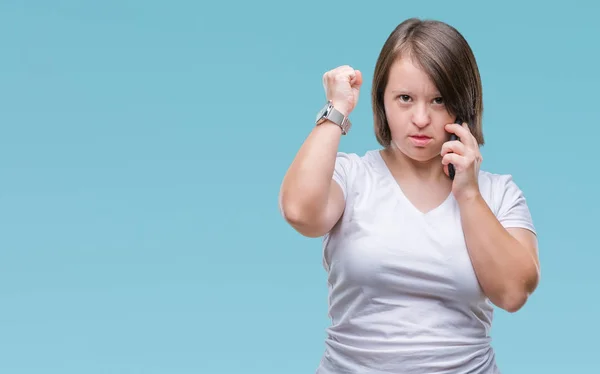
(445, 122), (476, 147)
(324, 66), (354, 84)
(440, 140), (466, 157)
(443, 163), (450, 177)
(461, 121), (478, 147)
(441, 152), (464, 167)
(337, 65), (355, 77)
(444, 122), (468, 138)
(351, 69), (362, 87)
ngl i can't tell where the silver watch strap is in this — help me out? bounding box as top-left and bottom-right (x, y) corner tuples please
(326, 105), (351, 135)
(327, 107), (346, 126)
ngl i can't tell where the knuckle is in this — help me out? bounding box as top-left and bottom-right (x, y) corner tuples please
(338, 65), (353, 74)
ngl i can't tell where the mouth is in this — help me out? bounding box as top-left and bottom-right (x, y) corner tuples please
(409, 135), (432, 146)
(410, 135), (431, 140)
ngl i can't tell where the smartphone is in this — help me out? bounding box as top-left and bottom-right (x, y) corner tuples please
(447, 117), (462, 180)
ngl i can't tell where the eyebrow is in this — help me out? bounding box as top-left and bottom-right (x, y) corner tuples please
(391, 89), (442, 96)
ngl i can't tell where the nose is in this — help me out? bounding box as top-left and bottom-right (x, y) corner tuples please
(411, 104), (431, 128)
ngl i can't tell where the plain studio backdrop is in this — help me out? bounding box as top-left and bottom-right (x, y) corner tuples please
(1, 1), (598, 373)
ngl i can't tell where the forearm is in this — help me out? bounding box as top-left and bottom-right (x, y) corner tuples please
(458, 192), (540, 312)
(279, 121), (342, 221)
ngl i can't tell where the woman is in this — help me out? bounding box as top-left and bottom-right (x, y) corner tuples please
(279, 18), (540, 373)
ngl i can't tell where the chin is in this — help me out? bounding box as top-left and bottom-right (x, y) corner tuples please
(398, 146), (440, 163)
(410, 152), (439, 163)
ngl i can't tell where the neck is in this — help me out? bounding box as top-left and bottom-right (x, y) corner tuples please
(381, 147), (448, 183)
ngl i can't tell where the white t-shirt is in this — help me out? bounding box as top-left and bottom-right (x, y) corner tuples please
(316, 150), (536, 374)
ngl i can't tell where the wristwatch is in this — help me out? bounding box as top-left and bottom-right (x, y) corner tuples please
(315, 100), (352, 135)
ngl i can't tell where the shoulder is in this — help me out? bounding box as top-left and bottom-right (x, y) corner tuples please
(477, 170), (536, 233)
(477, 170), (527, 200)
(332, 150), (381, 181)
(334, 149), (381, 171)
(334, 150), (375, 165)
(332, 150), (382, 199)
(478, 169), (519, 191)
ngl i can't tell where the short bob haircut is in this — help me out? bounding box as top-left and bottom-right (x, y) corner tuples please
(372, 18), (484, 147)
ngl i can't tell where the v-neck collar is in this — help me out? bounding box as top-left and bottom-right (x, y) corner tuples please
(371, 149), (454, 217)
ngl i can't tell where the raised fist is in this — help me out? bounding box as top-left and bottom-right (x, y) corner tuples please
(322, 65), (363, 116)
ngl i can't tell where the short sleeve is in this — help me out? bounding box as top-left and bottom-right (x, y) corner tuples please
(331, 152), (356, 200)
(495, 175), (536, 235)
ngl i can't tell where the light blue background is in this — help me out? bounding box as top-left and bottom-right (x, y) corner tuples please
(1, 1), (598, 373)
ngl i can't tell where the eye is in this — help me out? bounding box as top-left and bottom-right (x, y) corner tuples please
(397, 95), (411, 102)
(433, 97), (444, 105)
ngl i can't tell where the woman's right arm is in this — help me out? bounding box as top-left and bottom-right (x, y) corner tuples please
(279, 121), (346, 237)
(279, 66), (362, 237)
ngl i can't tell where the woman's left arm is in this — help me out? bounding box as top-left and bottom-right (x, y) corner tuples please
(455, 192), (540, 312)
(442, 121), (540, 313)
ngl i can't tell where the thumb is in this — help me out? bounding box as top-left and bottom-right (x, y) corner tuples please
(351, 70), (363, 88)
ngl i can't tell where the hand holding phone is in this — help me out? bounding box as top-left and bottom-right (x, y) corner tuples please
(447, 117), (463, 180)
